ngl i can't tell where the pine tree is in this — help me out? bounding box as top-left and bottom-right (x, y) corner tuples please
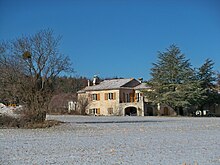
(146, 45), (205, 115)
(197, 59), (216, 88)
(217, 72), (220, 90)
(196, 59), (220, 110)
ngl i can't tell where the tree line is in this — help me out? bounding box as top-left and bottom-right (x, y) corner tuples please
(1, 29), (220, 124)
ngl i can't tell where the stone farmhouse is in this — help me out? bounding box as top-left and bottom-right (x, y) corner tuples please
(77, 77), (175, 116)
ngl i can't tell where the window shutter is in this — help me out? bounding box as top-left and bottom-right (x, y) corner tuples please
(123, 93), (125, 102)
(134, 93), (137, 102)
(97, 108), (100, 114)
(113, 92), (116, 100)
(97, 93), (100, 100)
(105, 93), (108, 100)
(88, 94), (92, 101)
(129, 93), (134, 102)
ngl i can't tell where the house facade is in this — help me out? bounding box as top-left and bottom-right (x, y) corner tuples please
(77, 77), (175, 116)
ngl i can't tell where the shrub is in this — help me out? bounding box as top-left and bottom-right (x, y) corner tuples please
(0, 115), (20, 128)
(0, 112), (61, 129)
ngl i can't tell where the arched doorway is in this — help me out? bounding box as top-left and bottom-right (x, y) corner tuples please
(164, 107), (169, 116)
(124, 107), (137, 116)
(179, 107), (184, 116)
(147, 107), (154, 116)
(144, 107), (154, 116)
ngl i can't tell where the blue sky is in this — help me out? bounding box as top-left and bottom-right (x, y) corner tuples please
(0, 0), (220, 80)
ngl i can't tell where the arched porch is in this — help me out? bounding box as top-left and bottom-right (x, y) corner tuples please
(124, 106), (137, 116)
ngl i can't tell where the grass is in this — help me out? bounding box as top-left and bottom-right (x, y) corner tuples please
(0, 115), (62, 129)
(22, 120), (62, 129)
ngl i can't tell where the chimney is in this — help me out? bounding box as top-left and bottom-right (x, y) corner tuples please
(93, 75), (98, 86)
(87, 80), (90, 86)
(138, 78), (143, 83)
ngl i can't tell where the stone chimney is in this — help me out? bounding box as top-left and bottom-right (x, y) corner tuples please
(92, 75), (100, 85)
(93, 75), (98, 86)
(87, 80), (90, 86)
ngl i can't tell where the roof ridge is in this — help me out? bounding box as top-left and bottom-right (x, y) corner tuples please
(78, 78), (135, 92)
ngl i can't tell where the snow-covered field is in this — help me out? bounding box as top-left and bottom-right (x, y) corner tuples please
(1, 116), (220, 165)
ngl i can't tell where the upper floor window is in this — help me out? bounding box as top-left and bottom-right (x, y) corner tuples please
(108, 93), (114, 100)
(91, 93), (100, 101)
(136, 93), (140, 102)
(105, 92), (116, 100)
(126, 94), (130, 102)
(135, 93), (142, 102)
(92, 94), (97, 100)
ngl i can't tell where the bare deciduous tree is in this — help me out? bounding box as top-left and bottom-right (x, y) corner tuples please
(0, 29), (73, 122)
(77, 95), (89, 115)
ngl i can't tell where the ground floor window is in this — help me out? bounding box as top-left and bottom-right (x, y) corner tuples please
(108, 108), (113, 114)
(89, 108), (100, 115)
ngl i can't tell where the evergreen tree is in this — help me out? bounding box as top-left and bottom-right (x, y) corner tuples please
(196, 59), (220, 110)
(146, 45), (205, 114)
(197, 59), (216, 88)
(217, 72), (220, 89)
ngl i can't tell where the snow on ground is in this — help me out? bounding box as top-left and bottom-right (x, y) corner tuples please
(0, 103), (6, 108)
(0, 104), (22, 118)
(1, 116), (220, 165)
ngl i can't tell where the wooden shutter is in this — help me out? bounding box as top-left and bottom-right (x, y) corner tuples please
(134, 93), (137, 102)
(88, 94), (92, 101)
(132, 92), (135, 102)
(105, 93), (108, 100)
(129, 93), (133, 102)
(123, 93), (125, 102)
(97, 108), (100, 114)
(113, 92), (116, 100)
(97, 93), (100, 100)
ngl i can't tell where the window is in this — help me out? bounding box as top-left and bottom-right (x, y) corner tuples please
(108, 93), (113, 100)
(126, 94), (130, 102)
(123, 93), (125, 102)
(91, 93), (100, 101)
(92, 94), (97, 100)
(108, 108), (113, 114)
(89, 108), (100, 115)
(136, 93), (141, 102)
(105, 93), (116, 100)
